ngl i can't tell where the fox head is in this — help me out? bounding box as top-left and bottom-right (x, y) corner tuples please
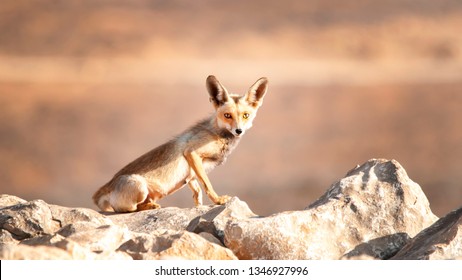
(207, 75), (268, 137)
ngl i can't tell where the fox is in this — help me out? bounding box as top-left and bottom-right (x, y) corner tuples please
(92, 75), (268, 212)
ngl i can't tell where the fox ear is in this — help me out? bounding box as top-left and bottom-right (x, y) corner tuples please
(206, 75), (229, 108)
(246, 77), (268, 107)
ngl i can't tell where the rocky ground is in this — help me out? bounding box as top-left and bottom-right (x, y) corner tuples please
(1, 158), (460, 260)
(2, 0), (462, 218)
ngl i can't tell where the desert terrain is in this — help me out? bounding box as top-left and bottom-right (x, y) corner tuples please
(1, 0), (461, 216)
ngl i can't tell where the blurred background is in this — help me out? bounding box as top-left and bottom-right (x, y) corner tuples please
(1, 0), (461, 216)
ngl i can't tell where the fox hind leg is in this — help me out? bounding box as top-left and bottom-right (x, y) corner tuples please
(136, 192), (161, 211)
(136, 198), (161, 211)
(110, 174), (151, 212)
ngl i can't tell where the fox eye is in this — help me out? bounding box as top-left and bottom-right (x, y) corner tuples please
(243, 113), (250, 119)
(224, 113), (232, 119)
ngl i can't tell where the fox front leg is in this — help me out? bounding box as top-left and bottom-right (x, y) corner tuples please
(183, 150), (231, 205)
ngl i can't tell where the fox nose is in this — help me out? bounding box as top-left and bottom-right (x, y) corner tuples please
(235, 129), (243, 135)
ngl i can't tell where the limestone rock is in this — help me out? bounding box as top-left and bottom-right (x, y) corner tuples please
(198, 232), (223, 246)
(392, 206), (462, 260)
(0, 243), (72, 260)
(56, 221), (109, 237)
(0, 229), (18, 245)
(49, 204), (114, 228)
(157, 231), (237, 260)
(54, 238), (132, 260)
(18, 230), (132, 260)
(343, 232), (411, 259)
(0, 200), (60, 240)
(108, 197), (256, 242)
(0, 196), (114, 242)
(0, 195), (131, 259)
(187, 197), (257, 242)
(109, 206), (212, 233)
(60, 224), (131, 253)
(224, 159), (438, 259)
(0, 194), (27, 208)
(20, 233), (66, 246)
(116, 232), (167, 259)
(117, 230), (237, 260)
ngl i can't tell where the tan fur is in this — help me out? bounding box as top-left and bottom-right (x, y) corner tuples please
(92, 75), (268, 212)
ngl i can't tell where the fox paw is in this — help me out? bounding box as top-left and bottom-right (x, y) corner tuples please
(137, 202), (161, 211)
(215, 195), (232, 205)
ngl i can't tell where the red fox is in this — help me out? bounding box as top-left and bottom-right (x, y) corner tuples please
(93, 75), (268, 212)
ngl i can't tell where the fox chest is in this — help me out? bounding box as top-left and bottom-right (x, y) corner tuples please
(202, 138), (239, 172)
